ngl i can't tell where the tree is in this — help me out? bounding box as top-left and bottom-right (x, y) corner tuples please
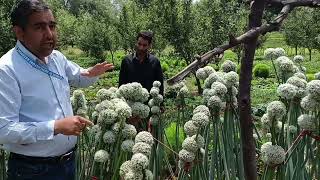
(283, 7), (320, 59)
(0, 0), (16, 56)
(77, 12), (112, 60)
(56, 9), (78, 48)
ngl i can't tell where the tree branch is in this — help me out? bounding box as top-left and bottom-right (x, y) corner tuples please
(167, 0), (320, 85)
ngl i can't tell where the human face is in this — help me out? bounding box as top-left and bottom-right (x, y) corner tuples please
(136, 37), (151, 56)
(14, 10), (57, 61)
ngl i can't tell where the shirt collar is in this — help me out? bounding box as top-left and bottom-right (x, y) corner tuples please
(16, 40), (49, 64)
(133, 52), (150, 63)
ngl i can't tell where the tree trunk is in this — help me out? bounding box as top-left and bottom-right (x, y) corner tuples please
(239, 1), (266, 180)
(184, 54), (203, 95)
(295, 45), (298, 55)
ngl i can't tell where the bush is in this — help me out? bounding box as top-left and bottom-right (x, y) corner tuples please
(253, 64), (270, 78)
(306, 73), (315, 82)
(162, 62), (169, 73)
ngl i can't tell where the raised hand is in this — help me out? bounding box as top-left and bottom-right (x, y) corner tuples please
(80, 62), (114, 77)
(54, 116), (94, 136)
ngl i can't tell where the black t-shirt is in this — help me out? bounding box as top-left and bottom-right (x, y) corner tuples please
(118, 53), (164, 96)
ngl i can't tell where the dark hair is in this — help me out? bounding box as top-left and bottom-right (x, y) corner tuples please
(11, 0), (50, 29)
(137, 31), (153, 44)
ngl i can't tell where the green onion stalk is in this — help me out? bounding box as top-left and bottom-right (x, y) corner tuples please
(219, 89), (244, 180)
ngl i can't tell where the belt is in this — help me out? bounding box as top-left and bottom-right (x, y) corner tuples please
(9, 145), (77, 164)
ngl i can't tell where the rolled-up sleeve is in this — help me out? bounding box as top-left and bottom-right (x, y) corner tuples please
(64, 57), (98, 88)
(0, 67), (54, 144)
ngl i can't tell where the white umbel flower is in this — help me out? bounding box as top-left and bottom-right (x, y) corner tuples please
(277, 83), (298, 100)
(300, 95), (320, 111)
(112, 122), (121, 134)
(124, 170), (143, 180)
(151, 106), (161, 114)
(95, 100), (114, 112)
(274, 48), (286, 58)
(145, 169), (153, 180)
(182, 137), (199, 153)
(178, 86), (189, 97)
(261, 144), (285, 166)
(184, 121), (199, 136)
(276, 56), (294, 73)
(131, 153), (149, 171)
(94, 150), (110, 163)
(223, 71), (239, 88)
(130, 102), (150, 119)
(267, 101), (286, 120)
(203, 89), (215, 104)
(298, 114), (317, 131)
(192, 112), (209, 127)
(150, 87), (160, 97)
(306, 80), (320, 98)
(196, 68), (208, 80)
(286, 76), (307, 98)
(135, 131), (154, 146)
(204, 73), (224, 88)
(293, 55), (304, 64)
(179, 149), (195, 162)
(192, 134), (205, 148)
(103, 131), (116, 144)
(261, 142), (272, 154)
(207, 96), (223, 111)
(211, 82), (228, 97)
(108, 87), (118, 93)
(193, 105), (211, 117)
(122, 124), (137, 139)
(153, 94), (163, 104)
(203, 66), (215, 75)
(132, 142), (152, 157)
(121, 140), (135, 152)
(97, 109), (117, 125)
(140, 88), (150, 103)
(261, 113), (271, 129)
(148, 99), (154, 107)
(119, 160), (132, 178)
(293, 72), (307, 80)
(96, 88), (115, 102)
(153, 81), (161, 88)
(222, 60), (237, 73)
(264, 48), (276, 60)
(113, 99), (132, 120)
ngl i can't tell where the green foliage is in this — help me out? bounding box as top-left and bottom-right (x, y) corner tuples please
(56, 9), (78, 48)
(253, 64), (270, 78)
(306, 73), (315, 81)
(283, 8), (320, 60)
(251, 78), (278, 106)
(223, 50), (237, 61)
(0, 0), (15, 56)
(76, 12), (112, 60)
(165, 122), (185, 150)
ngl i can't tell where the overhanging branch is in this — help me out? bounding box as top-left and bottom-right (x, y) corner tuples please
(167, 0), (320, 85)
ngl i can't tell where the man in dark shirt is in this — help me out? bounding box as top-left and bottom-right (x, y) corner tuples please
(119, 31), (164, 131)
(119, 31), (164, 95)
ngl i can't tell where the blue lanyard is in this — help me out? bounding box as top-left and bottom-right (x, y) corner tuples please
(16, 47), (64, 80)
